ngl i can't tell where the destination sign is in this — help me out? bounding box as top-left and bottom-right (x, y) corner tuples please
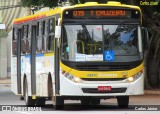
(63, 9), (140, 19)
(73, 10), (127, 17)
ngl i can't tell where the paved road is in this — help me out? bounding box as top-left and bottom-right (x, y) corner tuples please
(0, 85), (160, 114)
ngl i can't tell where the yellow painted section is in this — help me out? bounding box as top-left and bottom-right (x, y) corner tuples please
(84, 2), (98, 5)
(60, 62), (144, 79)
(44, 52), (54, 56)
(13, 7), (62, 24)
(60, 62), (72, 73)
(107, 1), (121, 5)
(32, 95), (36, 99)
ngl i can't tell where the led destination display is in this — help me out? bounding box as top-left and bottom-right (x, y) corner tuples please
(73, 10), (127, 17)
(63, 9), (140, 19)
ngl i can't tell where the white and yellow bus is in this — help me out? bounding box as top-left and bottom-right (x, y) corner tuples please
(11, 1), (148, 109)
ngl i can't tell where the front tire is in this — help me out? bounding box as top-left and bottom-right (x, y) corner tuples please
(117, 96), (129, 108)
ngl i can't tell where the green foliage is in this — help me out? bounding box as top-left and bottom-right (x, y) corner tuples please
(20, 0), (110, 8)
(21, 0), (58, 7)
(21, 0), (39, 7)
(20, 0), (160, 18)
(79, 0), (109, 3)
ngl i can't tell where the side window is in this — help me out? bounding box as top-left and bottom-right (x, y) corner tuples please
(17, 29), (23, 56)
(12, 28), (18, 56)
(26, 25), (31, 54)
(42, 20), (47, 52)
(21, 25), (27, 54)
(44, 20), (49, 52)
(47, 18), (55, 52)
(36, 22), (43, 53)
(36, 17), (55, 53)
(49, 18), (55, 34)
(42, 21), (45, 36)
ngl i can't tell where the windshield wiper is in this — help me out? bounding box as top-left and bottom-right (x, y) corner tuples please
(81, 21), (94, 43)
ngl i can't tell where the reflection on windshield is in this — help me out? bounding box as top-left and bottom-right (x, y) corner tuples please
(103, 25), (138, 55)
(61, 24), (139, 62)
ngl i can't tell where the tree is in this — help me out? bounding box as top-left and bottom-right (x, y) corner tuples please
(20, 0), (109, 8)
(21, 0), (58, 7)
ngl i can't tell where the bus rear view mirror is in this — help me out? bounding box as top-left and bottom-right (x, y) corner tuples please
(55, 26), (61, 39)
(55, 18), (61, 39)
(142, 27), (149, 50)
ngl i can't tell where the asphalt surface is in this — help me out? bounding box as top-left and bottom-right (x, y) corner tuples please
(0, 85), (160, 114)
(0, 85), (160, 110)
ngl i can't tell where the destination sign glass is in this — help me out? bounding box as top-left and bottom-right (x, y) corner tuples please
(63, 9), (140, 19)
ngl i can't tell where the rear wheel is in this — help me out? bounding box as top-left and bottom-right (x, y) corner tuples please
(24, 80), (36, 106)
(117, 96), (129, 108)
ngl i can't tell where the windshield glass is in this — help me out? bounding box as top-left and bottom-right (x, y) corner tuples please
(61, 24), (141, 62)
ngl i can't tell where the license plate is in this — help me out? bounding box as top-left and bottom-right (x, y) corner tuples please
(98, 86), (112, 91)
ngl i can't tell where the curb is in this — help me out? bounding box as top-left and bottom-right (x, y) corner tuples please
(144, 90), (160, 95)
(0, 78), (11, 85)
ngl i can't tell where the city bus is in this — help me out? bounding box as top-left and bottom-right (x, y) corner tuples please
(11, 1), (148, 109)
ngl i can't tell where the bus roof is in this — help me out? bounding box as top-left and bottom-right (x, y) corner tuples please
(13, 1), (141, 25)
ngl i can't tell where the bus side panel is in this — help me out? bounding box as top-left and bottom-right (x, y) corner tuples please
(44, 54), (55, 97)
(21, 56), (25, 96)
(11, 56), (18, 94)
(36, 53), (55, 97)
(36, 54), (45, 97)
(24, 54), (32, 96)
(44, 54), (55, 96)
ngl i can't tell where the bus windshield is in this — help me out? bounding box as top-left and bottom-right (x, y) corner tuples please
(61, 24), (142, 62)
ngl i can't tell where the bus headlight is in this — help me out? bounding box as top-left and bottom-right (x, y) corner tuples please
(64, 72), (82, 83)
(127, 70), (143, 82)
(127, 77), (134, 82)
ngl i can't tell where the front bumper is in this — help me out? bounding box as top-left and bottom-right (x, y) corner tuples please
(60, 73), (144, 97)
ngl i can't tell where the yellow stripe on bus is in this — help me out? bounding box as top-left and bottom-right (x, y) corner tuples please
(60, 62), (144, 79)
(44, 52), (54, 56)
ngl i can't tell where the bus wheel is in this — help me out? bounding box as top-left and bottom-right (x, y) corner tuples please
(24, 80), (36, 106)
(90, 99), (100, 105)
(36, 98), (46, 107)
(53, 96), (64, 110)
(117, 96), (129, 108)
